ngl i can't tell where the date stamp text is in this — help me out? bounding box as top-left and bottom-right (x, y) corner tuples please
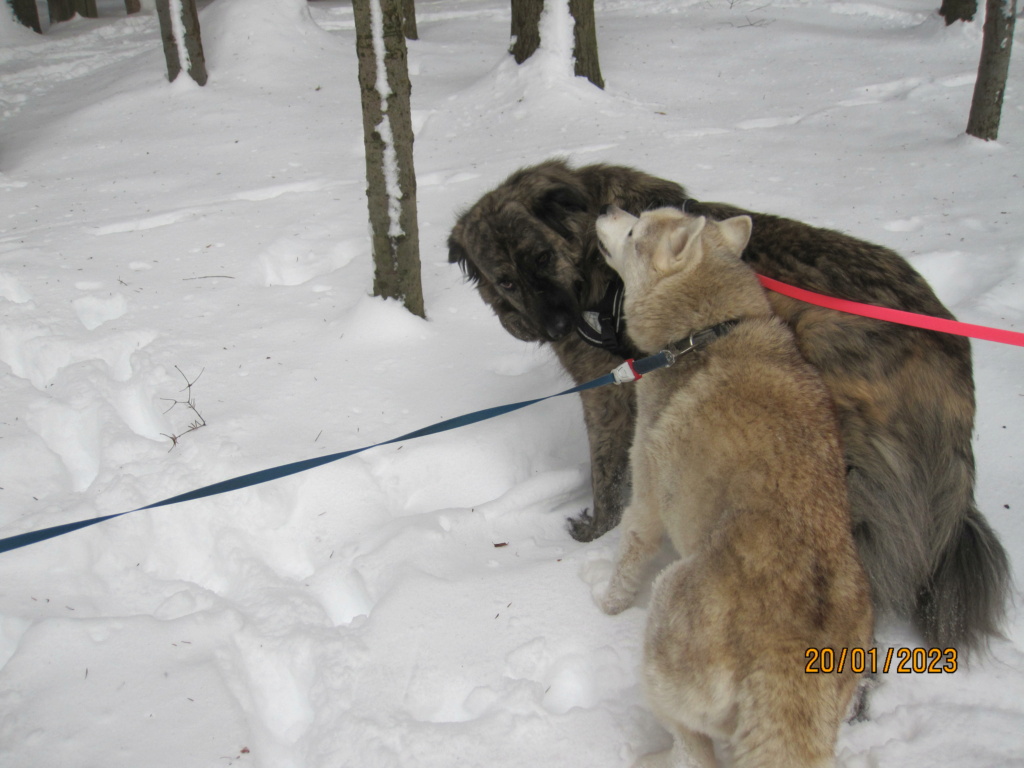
(804, 647), (958, 674)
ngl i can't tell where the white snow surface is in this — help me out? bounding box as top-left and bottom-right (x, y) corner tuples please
(1, 0), (1023, 766)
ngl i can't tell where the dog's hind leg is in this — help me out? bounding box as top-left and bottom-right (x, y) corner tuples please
(730, 669), (842, 768)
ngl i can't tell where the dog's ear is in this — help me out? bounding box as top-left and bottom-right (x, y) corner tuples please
(447, 231), (482, 283)
(717, 215), (753, 257)
(655, 216), (707, 273)
(533, 184), (589, 240)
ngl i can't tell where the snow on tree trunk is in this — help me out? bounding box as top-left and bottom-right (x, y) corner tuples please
(966, 0), (1016, 140)
(155, 0), (208, 86)
(354, 0), (425, 318)
(9, 0), (42, 33)
(510, 0), (603, 89)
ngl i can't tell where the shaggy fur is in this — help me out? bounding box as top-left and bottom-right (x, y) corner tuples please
(447, 158), (1009, 654)
(596, 207), (873, 767)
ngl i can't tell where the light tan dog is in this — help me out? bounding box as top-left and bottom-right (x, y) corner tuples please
(594, 206), (873, 768)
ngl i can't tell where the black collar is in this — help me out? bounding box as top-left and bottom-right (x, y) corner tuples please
(575, 271), (738, 363)
(576, 276), (633, 358)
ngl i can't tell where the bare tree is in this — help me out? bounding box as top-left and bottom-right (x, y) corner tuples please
(8, 0), (42, 32)
(509, 0), (604, 88)
(354, 0), (425, 318)
(155, 0), (208, 86)
(939, 0), (977, 24)
(510, 0), (543, 63)
(400, 0), (417, 40)
(48, 0), (74, 23)
(966, 0), (1016, 140)
(569, 0), (603, 89)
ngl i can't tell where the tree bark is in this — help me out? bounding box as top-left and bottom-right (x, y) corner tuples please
(569, 0), (603, 88)
(48, 0), (74, 23)
(939, 0), (977, 24)
(75, 0), (97, 17)
(125, 0), (142, 14)
(400, 0), (417, 40)
(510, 0), (604, 88)
(510, 0), (543, 64)
(353, 0), (425, 318)
(9, 0), (42, 32)
(155, 0), (208, 86)
(966, 0), (1016, 140)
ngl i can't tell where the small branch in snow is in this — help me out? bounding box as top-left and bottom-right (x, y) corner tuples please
(161, 366), (208, 450)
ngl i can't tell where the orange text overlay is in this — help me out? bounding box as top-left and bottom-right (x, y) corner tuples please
(804, 647), (958, 674)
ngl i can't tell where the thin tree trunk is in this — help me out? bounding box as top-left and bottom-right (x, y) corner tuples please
(9, 0), (42, 32)
(966, 0), (1016, 140)
(569, 0), (603, 89)
(75, 0), (97, 17)
(939, 0), (977, 23)
(510, 0), (542, 64)
(125, 0), (141, 14)
(353, 0), (425, 318)
(511, 0), (604, 88)
(400, 0), (417, 40)
(155, 0), (208, 86)
(48, 0), (74, 23)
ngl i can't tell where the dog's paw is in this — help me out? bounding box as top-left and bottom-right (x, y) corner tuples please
(598, 580), (637, 615)
(567, 508), (614, 542)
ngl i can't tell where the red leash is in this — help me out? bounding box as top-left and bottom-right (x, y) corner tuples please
(758, 274), (1024, 348)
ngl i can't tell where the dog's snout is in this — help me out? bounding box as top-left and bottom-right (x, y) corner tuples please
(544, 313), (572, 341)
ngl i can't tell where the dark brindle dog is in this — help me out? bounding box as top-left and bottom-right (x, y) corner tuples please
(447, 158), (1009, 653)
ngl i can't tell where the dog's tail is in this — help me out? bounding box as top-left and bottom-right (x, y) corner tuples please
(917, 502), (1012, 655)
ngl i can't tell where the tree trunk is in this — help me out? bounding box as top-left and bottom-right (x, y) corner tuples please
(353, 0), (425, 318)
(125, 0), (141, 14)
(155, 0), (208, 86)
(939, 0), (977, 24)
(569, 0), (603, 89)
(9, 0), (42, 32)
(48, 0), (74, 23)
(75, 0), (97, 17)
(966, 0), (1016, 140)
(511, 0), (604, 88)
(400, 0), (417, 40)
(510, 0), (543, 64)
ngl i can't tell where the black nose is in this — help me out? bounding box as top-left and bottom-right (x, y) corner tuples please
(544, 314), (572, 341)
(599, 204), (611, 216)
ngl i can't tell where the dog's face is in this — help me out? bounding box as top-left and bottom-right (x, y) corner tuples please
(596, 206), (752, 295)
(448, 160), (691, 346)
(447, 171), (595, 343)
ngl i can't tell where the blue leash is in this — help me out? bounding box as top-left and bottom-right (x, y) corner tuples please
(0, 351), (680, 556)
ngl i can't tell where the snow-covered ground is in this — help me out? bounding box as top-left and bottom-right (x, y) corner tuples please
(1, 0), (1022, 765)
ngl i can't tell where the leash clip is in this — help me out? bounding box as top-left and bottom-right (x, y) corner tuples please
(612, 358), (642, 384)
